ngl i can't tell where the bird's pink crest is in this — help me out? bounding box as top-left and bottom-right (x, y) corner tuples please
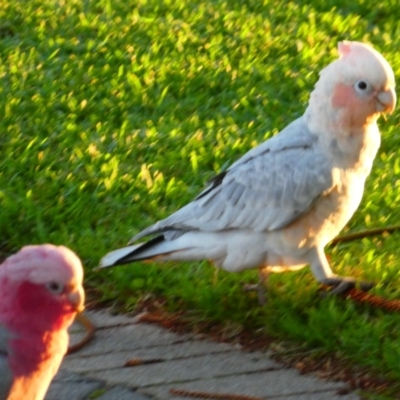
(338, 41), (352, 57)
(0, 244), (83, 286)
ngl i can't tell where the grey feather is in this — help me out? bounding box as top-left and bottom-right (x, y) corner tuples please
(129, 117), (333, 243)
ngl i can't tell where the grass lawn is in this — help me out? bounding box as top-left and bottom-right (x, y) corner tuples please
(0, 0), (399, 397)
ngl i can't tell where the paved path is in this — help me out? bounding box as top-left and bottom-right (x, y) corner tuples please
(45, 310), (361, 400)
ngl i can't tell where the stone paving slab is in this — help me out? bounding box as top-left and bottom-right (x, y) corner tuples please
(82, 351), (280, 387)
(45, 310), (361, 400)
(140, 370), (353, 399)
(96, 386), (151, 400)
(63, 341), (234, 372)
(45, 371), (103, 400)
(269, 394), (359, 400)
(74, 323), (192, 356)
(82, 310), (140, 328)
(146, 390), (359, 400)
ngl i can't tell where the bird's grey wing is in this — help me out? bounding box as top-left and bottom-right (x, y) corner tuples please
(131, 118), (333, 241)
(0, 324), (12, 400)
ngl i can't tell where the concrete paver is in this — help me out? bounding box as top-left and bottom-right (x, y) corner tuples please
(96, 386), (151, 400)
(62, 340), (234, 373)
(268, 394), (359, 400)
(45, 371), (103, 400)
(46, 310), (361, 400)
(83, 352), (280, 387)
(73, 324), (192, 356)
(141, 371), (358, 399)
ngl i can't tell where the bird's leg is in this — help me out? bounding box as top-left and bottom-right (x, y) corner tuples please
(309, 247), (374, 295)
(243, 267), (269, 305)
(257, 268), (269, 305)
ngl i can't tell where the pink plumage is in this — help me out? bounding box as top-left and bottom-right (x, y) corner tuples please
(0, 244), (85, 400)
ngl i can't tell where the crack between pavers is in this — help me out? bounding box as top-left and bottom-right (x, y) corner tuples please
(87, 322), (219, 340)
(136, 369), (346, 391)
(84, 367), (289, 389)
(87, 383), (155, 399)
(60, 369), (348, 398)
(120, 350), (252, 366)
(66, 350), (283, 371)
(93, 327), (196, 343)
(66, 339), (238, 359)
(141, 384), (349, 399)
(265, 387), (351, 398)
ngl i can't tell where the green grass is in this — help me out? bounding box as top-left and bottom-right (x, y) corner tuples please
(0, 0), (400, 396)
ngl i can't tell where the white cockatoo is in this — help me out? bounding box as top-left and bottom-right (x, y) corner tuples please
(100, 41), (396, 295)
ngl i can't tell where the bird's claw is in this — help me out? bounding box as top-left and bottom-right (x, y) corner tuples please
(358, 281), (375, 292)
(322, 276), (374, 295)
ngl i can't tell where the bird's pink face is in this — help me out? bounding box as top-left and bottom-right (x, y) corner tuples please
(15, 279), (84, 332)
(331, 80), (396, 129)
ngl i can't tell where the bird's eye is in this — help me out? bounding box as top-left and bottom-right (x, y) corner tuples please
(354, 80), (372, 95)
(357, 81), (367, 90)
(46, 281), (64, 294)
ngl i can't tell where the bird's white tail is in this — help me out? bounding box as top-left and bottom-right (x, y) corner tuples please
(98, 235), (199, 268)
(99, 244), (143, 268)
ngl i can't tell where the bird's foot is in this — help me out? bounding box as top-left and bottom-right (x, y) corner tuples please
(243, 283), (267, 306)
(322, 276), (374, 295)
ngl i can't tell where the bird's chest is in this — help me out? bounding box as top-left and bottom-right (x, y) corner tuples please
(284, 168), (369, 250)
(7, 333), (66, 400)
(8, 354), (63, 400)
(314, 171), (366, 240)
(312, 126), (380, 243)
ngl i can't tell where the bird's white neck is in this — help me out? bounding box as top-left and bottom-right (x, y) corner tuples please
(304, 99), (381, 173)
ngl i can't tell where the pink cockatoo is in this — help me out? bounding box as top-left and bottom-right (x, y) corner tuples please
(99, 41), (396, 295)
(0, 244), (85, 400)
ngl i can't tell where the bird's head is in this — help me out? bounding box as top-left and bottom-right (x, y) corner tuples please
(308, 41), (396, 130)
(0, 244), (85, 332)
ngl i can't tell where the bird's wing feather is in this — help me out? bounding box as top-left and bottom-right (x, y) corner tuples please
(0, 324), (12, 400)
(131, 118), (333, 242)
